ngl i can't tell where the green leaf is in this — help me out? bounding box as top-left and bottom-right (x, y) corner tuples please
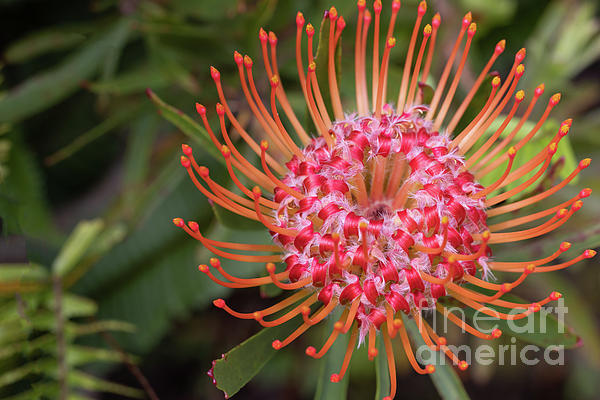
(212, 318), (302, 398)
(403, 316), (471, 400)
(442, 288), (579, 349)
(67, 345), (139, 367)
(68, 320), (136, 337)
(146, 89), (221, 161)
(68, 370), (143, 398)
(0, 263), (48, 282)
(209, 200), (264, 230)
(52, 219), (104, 277)
(314, 311), (350, 400)
(0, 19), (131, 123)
(374, 336), (390, 400)
(45, 105), (141, 166)
(3, 31), (86, 64)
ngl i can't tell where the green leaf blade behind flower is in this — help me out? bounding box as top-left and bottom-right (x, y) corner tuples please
(314, 310), (350, 400)
(403, 316), (471, 400)
(211, 318), (302, 398)
(145, 89), (222, 161)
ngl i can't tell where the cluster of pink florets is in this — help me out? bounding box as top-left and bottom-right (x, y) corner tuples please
(271, 107), (491, 338)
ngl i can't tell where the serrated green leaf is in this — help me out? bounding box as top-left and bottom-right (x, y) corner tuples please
(52, 220), (104, 277)
(0, 19), (131, 123)
(314, 310), (350, 400)
(145, 89), (221, 161)
(403, 316), (471, 400)
(212, 317), (302, 398)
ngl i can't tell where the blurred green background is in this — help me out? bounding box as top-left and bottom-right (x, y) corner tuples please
(0, 0), (599, 399)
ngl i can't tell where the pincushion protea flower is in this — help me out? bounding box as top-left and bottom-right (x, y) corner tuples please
(171, 1), (595, 398)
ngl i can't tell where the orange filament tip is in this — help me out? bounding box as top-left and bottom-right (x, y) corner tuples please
(424, 24), (432, 36)
(500, 283), (511, 293)
(334, 321), (344, 331)
(515, 90), (525, 101)
(195, 103), (206, 115)
(491, 329), (502, 339)
(337, 17), (346, 29)
(173, 218), (184, 227)
(463, 11), (472, 25)
(584, 249), (596, 258)
(418, 1), (427, 15)
(308, 61), (316, 72)
(580, 188), (592, 198)
(368, 348), (378, 358)
(272, 340), (282, 350)
(550, 291), (562, 301)
(234, 51), (243, 64)
(516, 64), (525, 77)
(306, 24), (314, 36)
(270, 75), (280, 87)
(296, 12), (305, 26)
(432, 13), (441, 27)
(557, 209), (568, 218)
(220, 145), (231, 158)
(468, 22), (477, 35)
(181, 156), (191, 168)
(392, 0), (401, 11)
(252, 186), (262, 197)
(259, 28), (267, 41)
(425, 364), (435, 374)
(550, 93), (561, 106)
(458, 361), (469, 371)
(210, 258), (220, 267)
(374, 0), (382, 12)
(496, 39), (506, 53)
(491, 77), (501, 87)
(266, 263), (276, 272)
(210, 66), (220, 80)
(243, 55), (253, 67)
(182, 144), (192, 155)
(579, 158), (591, 169)
(269, 31), (277, 44)
(393, 319), (402, 329)
(482, 231), (491, 241)
(535, 84), (545, 96)
(387, 37), (397, 48)
(525, 264), (536, 274)
(329, 6), (338, 19)
(560, 242), (571, 252)
(199, 264), (209, 273)
(261, 140), (269, 150)
(215, 103), (225, 116)
(188, 221), (199, 231)
(438, 337), (447, 346)
(306, 346), (316, 356)
(530, 303), (541, 312)
(330, 373), (340, 383)
(441, 216), (449, 225)
(548, 143), (557, 155)
(198, 166), (209, 177)
(213, 298), (225, 308)
(507, 146), (517, 158)
(572, 200), (583, 211)
(357, 0), (366, 10)
(516, 47), (526, 62)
